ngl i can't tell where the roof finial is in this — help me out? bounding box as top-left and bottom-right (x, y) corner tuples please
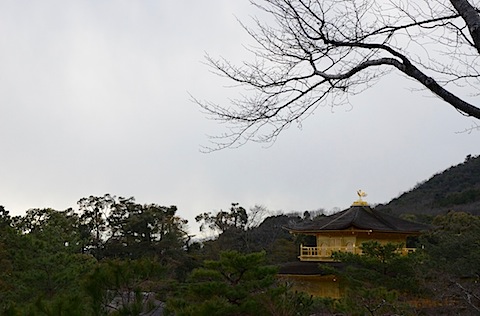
(352, 190), (368, 206)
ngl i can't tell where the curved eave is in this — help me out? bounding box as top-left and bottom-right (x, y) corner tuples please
(288, 228), (424, 235)
(288, 228), (369, 235)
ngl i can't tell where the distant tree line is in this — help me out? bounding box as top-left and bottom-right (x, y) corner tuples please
(1, 195), (480, 314)
(0, 195), (305, 314)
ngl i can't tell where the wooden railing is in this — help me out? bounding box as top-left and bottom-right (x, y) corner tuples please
(299, 245), (416, 261)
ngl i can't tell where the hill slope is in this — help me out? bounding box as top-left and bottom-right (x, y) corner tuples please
(376, 155), (480, 216)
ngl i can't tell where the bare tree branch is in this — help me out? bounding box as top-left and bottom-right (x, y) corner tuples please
(451, 0), (480, 53)
(195, 0), (480, 150)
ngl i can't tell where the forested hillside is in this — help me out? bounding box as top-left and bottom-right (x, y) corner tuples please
(2, 162), (480, 314)
(376, 154), (480, 216)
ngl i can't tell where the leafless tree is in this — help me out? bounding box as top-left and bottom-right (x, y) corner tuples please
(246, 204), (271, 228)
(196, 0), (480, 150)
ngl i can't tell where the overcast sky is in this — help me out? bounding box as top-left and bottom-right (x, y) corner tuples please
(1, 1), (479, 235)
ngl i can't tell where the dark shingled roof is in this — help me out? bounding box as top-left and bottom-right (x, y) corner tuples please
(287, 205), (430, 233)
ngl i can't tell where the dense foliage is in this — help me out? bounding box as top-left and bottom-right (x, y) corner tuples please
(0, 198), (304, 315)
(0, 196), (192, 314)
(319, 212), (480, 315)
(165, 251), (320, 316)
(1, 194), (480, 315)
(378, 155), (480, 216)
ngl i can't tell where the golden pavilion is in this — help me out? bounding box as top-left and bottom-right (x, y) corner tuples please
(278, 191), (430, 297)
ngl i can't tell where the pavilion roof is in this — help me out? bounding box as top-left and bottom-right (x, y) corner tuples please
(287, 205), (430, 233)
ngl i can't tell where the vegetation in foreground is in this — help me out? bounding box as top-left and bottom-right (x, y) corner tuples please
(0, 192), (480, 315)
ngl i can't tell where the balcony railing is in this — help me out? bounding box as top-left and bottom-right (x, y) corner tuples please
(299, 244), (416, 261)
